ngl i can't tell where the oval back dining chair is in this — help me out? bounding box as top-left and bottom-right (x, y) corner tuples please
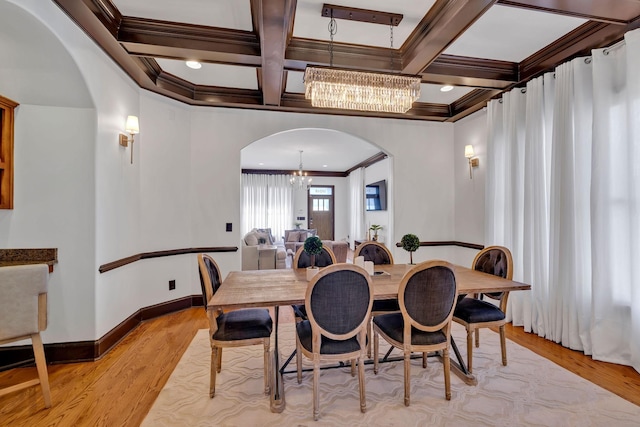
(295, 264), (373, 421)
(372, 260), (458, 406)
(0, 264), (51, 409)
(354, 241), (394, 265)
(197, 253), (273, 398)
(291, 246), (337, 321)
(452, 245), (513, 373)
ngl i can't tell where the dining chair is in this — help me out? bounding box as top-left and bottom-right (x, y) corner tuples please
(0, 264), (52, 408)
(354, 241), (399, 357)
(291, 245), (337, 321)
(295, 264), (373, 421)
(452, 245), (513, 373)
(197, 253), (273, 398)
(354, 241), (394, 265)
(373, 260), (458, 406)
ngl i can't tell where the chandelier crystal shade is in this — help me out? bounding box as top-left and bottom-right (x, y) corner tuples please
(304, 67), (421, 114)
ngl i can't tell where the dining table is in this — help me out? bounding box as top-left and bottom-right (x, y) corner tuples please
(209, 263), (531, 413)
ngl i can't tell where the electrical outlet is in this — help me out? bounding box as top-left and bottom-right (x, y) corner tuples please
(169, 280), (176, 290)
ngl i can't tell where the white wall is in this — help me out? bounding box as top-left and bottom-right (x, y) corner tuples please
(2, 0), (468, 344)
(453, 109), (488, 266)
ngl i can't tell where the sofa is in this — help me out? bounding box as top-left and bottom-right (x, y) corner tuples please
(242, 228), (287, 270)
(283, 229), (348, 263)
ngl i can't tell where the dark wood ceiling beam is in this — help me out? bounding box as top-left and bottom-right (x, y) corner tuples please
(497, 0), (640, 25)
(252, 0), (296, 106)
(401, 0), (498, 75)
(519, 20), (636, 80)
(423, 54), (518, 88)
(285, 38), (401, 72)
(117, 17), (261, 65)
(448, 88), (502, 121)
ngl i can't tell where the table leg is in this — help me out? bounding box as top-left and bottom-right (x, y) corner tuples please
(270, 305), (285, 412)
(440, 337), (477, 386)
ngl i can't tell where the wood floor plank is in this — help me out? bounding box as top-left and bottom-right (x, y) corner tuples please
(0, 307), (638, 426)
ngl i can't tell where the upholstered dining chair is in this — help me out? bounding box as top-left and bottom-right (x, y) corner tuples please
(452, 246), (513, 373)
(354, 241), (394, 265)
(354, 241), (399, 357)
(295, 264), (373, 421)
(197, 254), (273, 398)
(373, 260), (458, 406)
(291, 245), (337, 321)
(0, 264), (51, 408)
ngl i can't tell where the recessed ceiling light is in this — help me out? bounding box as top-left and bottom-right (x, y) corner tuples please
(323, 165), (328, 168)
(186, 61), (202, 69)
(440, 85), (454, 92)
(258, 162), (264, 166)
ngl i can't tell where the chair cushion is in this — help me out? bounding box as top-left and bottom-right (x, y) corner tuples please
(296, 320), (363, 354)
(292, 304), (307, 319)
(454, 298), (505, 323)
(359, 245), (392, 265)
(373, 312), (447, 346)
(372, 298), (400, 313)
(213, 309), (273, 341)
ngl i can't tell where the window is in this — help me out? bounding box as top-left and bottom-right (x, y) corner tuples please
(0, 95), (18, 209)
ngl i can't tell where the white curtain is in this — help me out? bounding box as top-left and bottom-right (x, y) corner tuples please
(485, 28), (640, 372)
(241, 174), (293, 243)
(590, 30), (640, 367)
(348, 167), (365, 249)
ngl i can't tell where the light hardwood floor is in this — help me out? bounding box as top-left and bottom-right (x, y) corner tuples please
(1, 306), (639, 427)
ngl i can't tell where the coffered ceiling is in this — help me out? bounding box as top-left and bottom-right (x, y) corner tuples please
(52, 0), (640, 123)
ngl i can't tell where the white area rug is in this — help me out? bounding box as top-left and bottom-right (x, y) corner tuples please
(142, 323), (640, 426)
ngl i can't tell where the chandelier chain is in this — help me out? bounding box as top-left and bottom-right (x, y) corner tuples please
(328, 10), (337, 67)
(390, 22), (394, 72)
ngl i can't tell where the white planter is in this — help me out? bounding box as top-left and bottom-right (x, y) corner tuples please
(306, 267), (319, 281)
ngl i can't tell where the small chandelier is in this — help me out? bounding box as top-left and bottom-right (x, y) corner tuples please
(304, 7), (421, 114)
(291, 150), (312, 189)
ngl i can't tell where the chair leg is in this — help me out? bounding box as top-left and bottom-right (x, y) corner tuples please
(263, 339), (271, 394)
(475, 328), (480, 348)
(443, 346), (451, 400)
(499, 325), (507, 366)
(217, 347), (223, 373)
(404, 350), (411, 406)
(31, 333), (51, 408)
(351, 359), (356, 377)
(373, 330), (379, 374)
(466, 327), (474, 374)
(358, 357), (366, 413)
(422, 352), (427, 368)
(296, 339), (303, 384)
(210, 346), (218, 398)
(367, 316), (372, 358)
(313, 359), (320, 421)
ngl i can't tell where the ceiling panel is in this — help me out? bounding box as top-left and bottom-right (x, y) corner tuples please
(112, 0), (253, 30)
(156, 59), (258, 89)
(293, 0), (435, 48)
(444, 4), (588, 62)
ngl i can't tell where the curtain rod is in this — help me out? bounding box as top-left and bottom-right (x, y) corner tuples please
(603, 39), (625, 56)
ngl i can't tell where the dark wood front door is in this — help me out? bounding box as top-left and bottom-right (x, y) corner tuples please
(307, 185), (334, 240)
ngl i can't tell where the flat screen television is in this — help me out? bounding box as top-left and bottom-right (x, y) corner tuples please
(366, 180), (387, 211)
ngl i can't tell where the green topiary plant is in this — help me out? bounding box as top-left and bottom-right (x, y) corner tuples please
(401, 233), (420, 264)
(303, 235), (323, 268)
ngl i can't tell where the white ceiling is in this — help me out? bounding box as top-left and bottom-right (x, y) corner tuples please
(111, 0), (591, 172)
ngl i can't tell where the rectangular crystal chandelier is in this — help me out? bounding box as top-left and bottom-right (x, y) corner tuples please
(304, 67), (421, 114)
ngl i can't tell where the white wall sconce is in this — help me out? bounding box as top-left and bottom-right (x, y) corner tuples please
(465, 144), (479, 179)
(119, 115), (140, 164)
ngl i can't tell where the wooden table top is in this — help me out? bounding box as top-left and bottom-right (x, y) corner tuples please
(210, 264), (530, 309)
